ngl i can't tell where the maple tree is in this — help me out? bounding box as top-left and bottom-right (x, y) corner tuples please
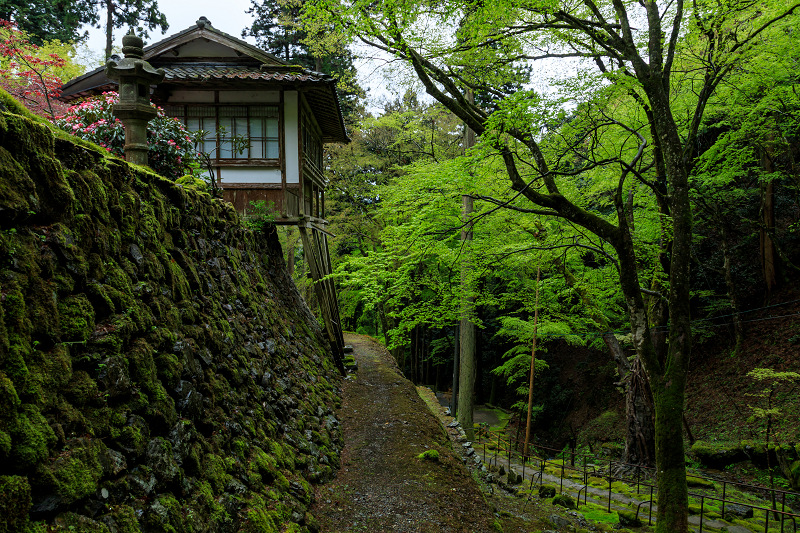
(0, 20), (68, 119)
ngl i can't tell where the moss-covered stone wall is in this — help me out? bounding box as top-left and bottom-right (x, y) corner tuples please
(0, 102), (341, 532)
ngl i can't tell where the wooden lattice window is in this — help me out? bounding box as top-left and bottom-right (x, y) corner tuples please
(166, 105), (280, 160)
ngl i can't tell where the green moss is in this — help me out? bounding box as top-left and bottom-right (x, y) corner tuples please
(66, 370), (100, 406)
(105, 505), (140, 533)
(9, 404), (56, 468)
(58, 294), (95, 343)
(417, 449), (440, 461)
(205, 454), (232, 494)
(241, 494), (282, 533)
(117, 424), (148, 457)
(126, 340), (157, 394)
(617, 510), (642, 528)
(52, 512), (110, 532)
(154, 352), (182, 389)
(0, 475), (32, 533)
(0, 371), (20, 413)
(686, 475), (715, 489)
(190, 480), (228, 527)
(40, 440), (106, 505)
(552, 494), (576, 509)
(143, 493), (186, 533)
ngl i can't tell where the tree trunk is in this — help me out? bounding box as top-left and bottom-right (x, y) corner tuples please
(451, 325), (459, 416)
(457, 91), (477, 439)
(720, 223), (744, 353)
(458, 194), (476, 440)
(377, 299), (390, 346)
(105, 0), (114, 60)
(622, 357), (655, 467)
(760, 159), (777, 296)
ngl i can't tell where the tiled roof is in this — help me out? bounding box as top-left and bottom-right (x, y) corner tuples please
(160, 65), (327, 83)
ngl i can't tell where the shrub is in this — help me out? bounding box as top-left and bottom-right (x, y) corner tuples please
(53, 92), (196, 180)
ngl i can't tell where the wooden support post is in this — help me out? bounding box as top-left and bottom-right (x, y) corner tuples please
(299, 224), (345, 374)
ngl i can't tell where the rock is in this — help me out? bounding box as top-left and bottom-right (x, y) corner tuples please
(97, 356), (132, 399)
(128, 469), (157, 498)
(264, 339), (276, 354)
(146, 438), (180, 486)
(691, 440), (746, 469)
(175, 380), (203, 420)
(226, 478), (248, 495)
(103, 448), (127, 477)
(539, 484), (556, 498)
(447, 421), (459, 428)
(552, 494), (575, 509)
(507, 468), (522, 485)
(687, 475), (715, 488)
(549, 514), (572, 529)
(465, 447), (475, 457)
(618, 510), (643, 527)
(724, 504), (754, 519)
(343, 345), (354, 353)
(54, 512), (109, 532)
(31, 495), (63, 515)
(129, 244), (144, 266)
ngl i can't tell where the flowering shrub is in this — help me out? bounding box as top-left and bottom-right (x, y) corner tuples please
(54, 92), (196, 180)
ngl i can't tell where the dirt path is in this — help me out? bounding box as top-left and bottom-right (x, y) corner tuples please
(311, 334), (499, 533)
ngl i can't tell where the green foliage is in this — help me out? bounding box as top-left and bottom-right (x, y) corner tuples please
(242, 200), (277, 233)
(746, 368), (800, 441)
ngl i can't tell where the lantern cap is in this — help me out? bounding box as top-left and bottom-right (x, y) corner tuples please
(121, 31), (144, 59)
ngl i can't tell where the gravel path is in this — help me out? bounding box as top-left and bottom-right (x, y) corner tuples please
(311, 334), (499, 533)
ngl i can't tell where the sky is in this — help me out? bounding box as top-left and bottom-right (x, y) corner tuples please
(81, 0), (259, 53)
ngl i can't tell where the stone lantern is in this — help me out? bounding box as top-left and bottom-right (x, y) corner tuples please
(105, 32), (165, 166)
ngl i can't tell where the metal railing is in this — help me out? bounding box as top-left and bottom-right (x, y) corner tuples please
(473, 424), (800, 532)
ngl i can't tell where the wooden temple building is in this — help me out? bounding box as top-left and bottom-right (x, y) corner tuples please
(60, 18), (348, 370)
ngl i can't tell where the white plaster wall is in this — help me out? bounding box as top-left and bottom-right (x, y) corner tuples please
(219, 168), (282, 184)
(284, 91), (299, 185)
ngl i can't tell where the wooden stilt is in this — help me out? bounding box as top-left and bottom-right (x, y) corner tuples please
(299, 222), (345, 374)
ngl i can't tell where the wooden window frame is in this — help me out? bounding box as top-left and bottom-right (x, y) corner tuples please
(165, 102), (283, 167)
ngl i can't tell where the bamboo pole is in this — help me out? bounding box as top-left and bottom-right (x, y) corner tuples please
(523, 265), (541, 457)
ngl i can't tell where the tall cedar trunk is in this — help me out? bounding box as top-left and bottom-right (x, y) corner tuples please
(720, 223), (744, 352)
(457, 193), (476, 440)
(378, 299), (390, 346)
(760, 155), (777, 295)
(105, 0), (113, 60)
(452, 325), (459, 416)
(457, 92), (477, 439)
